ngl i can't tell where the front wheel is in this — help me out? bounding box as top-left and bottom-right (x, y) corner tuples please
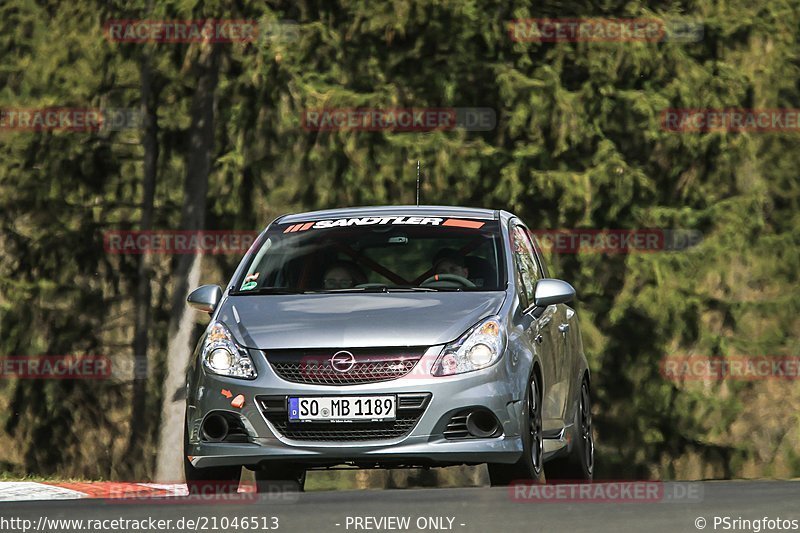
(545, 379), (594, 482)
(183, 454), (242, 495)
(488, 373), (545, 486)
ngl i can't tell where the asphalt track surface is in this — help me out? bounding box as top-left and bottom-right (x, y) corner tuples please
(2, 481), (799, 533)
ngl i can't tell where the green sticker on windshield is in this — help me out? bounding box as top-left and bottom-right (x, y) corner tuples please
(241, 281), (258, 291)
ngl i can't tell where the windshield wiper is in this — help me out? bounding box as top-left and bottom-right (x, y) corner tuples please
(234, 286), (465, 295)
(408, 286), (463, 291)
(307, 286), (464, 293)
(304, 286), (389, 294)
(231, 287), (303, 295)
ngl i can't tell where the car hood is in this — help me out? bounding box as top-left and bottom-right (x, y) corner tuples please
(216, 292), (506, 349)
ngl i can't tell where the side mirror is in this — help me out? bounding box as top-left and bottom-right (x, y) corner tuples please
(533, 279), (575, 307)
(187, 284), (222, 313)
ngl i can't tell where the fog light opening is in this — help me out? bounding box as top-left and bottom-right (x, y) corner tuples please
(466, 411), (499, 438)
(202, 413), (229, 442)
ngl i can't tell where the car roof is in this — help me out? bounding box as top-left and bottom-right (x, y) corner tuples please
(275, 205), (501, 225)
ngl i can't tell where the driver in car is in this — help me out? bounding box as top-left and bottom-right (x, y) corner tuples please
(433, 249), (470, 278)
(322, 261), (366, 289)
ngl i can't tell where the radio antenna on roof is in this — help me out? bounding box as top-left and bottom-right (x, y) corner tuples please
(416, 160), (421, 206)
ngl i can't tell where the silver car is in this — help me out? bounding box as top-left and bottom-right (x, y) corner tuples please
(183, 206), (594, 491)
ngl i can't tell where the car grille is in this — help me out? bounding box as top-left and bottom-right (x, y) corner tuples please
(256, 393), (431, 442)
(264, 347), (426, 385)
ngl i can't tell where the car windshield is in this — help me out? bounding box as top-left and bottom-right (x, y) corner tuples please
(232, 216), (505, 294)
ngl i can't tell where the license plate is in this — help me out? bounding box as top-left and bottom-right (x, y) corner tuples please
(288, 395), (396, 422)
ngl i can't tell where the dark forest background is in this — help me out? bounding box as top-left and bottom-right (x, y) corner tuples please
(0, 0), (798, 485)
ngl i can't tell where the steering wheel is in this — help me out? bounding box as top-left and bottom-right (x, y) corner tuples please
(420, 273), (476, 288)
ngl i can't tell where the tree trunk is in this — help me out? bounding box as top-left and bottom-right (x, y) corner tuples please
(126, 47), (159, 473)
(155, 43), (220, 482)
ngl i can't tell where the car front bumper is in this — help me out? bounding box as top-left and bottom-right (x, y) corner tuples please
(186, 346), (527, 469)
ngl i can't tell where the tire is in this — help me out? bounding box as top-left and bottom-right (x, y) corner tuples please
(183, 425), (242, 495)
(488, 372), (545, 486)
(255, 463), (306, 493)
(545, 379), (594, 482)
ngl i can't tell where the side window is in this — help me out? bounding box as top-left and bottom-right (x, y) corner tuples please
(526, 229), (548, 278)
(511, 224), (541, 309)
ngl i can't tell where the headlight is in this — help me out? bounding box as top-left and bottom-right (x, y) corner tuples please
(201, 321), (257, 379)
(432, 317), (505, 376)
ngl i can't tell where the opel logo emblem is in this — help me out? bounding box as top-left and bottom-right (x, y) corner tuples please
(330, 350), (356, 373)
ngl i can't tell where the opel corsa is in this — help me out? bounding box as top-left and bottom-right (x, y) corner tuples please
(183, 206), (594, 491)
